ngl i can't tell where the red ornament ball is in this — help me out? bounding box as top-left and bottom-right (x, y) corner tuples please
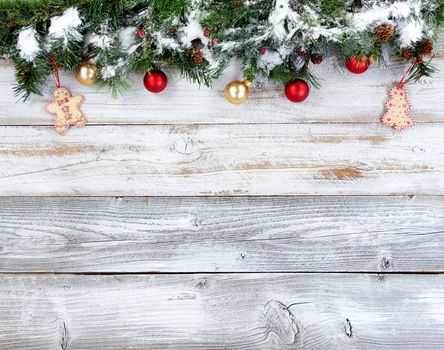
(211, 38), (219, 46)
(346, 56), (370, 74)
(203, 28), (210, 37)
(259, 47), (267, 55)
(285, 79), (309, 103)
(143, 70), (168, 93)
(136, 29), (145, 38)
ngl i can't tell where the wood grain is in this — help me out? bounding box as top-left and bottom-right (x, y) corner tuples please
(1, 57), (443, 125)
(0, 196), (443, 273)
(0, 123), (442, 196)
(1, 43), (443, 350)
(0, 273), (442, 349)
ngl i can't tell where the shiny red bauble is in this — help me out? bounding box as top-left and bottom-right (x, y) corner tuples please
(143, 70), (168, 93)
(346, 57), (370, 74)
(285, 79), (309, 103)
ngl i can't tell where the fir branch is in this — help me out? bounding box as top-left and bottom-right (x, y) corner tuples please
(0, 0), (92, 27)
(1, 0), (443, 99)
(406, 58), (437, 83)
(13, 58), (50, 101)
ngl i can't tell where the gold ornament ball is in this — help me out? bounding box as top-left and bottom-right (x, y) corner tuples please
(75, 62), (98, 86)
(224, 80), (250, 105)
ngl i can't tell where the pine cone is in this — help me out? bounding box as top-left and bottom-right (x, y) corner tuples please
(298, 50), (310, 60)
(419, 39), (433, 57)
(374, 23), (395, 43)
(400, 46), (415, 61)
(310, 52), (323, 64)
(191, 48), (204, 64)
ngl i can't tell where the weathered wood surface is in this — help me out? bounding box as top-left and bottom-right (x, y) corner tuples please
(0, 123), (442, 196)
(1, 57), (444, 125)
(1, 45), (444, 349)
(0, 274), (443, 349)
(0, 196), (443, 273)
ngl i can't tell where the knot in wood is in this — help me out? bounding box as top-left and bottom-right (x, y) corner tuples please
(170, 137), (200, 156)
(263, 300), (298, 345)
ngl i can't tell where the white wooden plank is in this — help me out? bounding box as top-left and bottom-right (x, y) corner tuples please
(1, 56), (443, 125)
(0, 196), (443, 273)
(0, 274), (442, 349)
(0, 123), (442, 196)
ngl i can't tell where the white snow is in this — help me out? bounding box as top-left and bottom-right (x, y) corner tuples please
(306, 26), (344, 42)
(201, 47), (220, 70)
(179, 11), (209, 47)
(101, 58), (125, 79)
(153, 32), (180, 53)
(268, 0), (302, 41)
(118, 27), (142, 55)
(350, 0), (421, 30)
(119, 27), (137, 49)
(392, 1), (420, 18)
(257, 50), (283, 71)
(267, 0), (345, 44)
(86, 31), (114, 50)
(277, 44), (293, 60)
(218, 41), (240, 53)
(398, 19), (424, 46)
(349, 0), (426, 45)
(48, 7), (83, 45)
(17, 27), (40, 62)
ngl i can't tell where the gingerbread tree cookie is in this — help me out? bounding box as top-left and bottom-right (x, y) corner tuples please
(45, 87), (87, 135)
(381, 84), (414, 131)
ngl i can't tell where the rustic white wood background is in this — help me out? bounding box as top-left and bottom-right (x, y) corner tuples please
(0, 47), (443, 349)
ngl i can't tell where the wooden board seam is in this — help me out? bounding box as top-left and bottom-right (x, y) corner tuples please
(0, 272), (442, 275)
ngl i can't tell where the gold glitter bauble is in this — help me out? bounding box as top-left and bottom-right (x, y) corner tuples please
(75, 61), (98, 86)
(224, 80), (250, 105)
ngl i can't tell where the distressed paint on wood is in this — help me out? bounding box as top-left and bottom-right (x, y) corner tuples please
(0, 42), (444, 350)
(0, 274), (442, 349)
(0, 196), (443, 273)
(0, 124), (442, 196)
(0, 57), (444, 125)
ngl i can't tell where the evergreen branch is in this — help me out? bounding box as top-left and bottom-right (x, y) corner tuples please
(406, 57), (437, 83)
(1, 0), (443, 99)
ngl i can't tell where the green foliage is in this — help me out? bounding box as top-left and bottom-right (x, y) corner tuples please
(202, 0), (272, 33)
(269, 61), (321, 88)
(13, 60), (47, 100)
(150, 0), (186, 19)
(0, 0), (90, 26)
(316, 0), (350, 18)
(406, 57), (437, 83)
(1, 0), (443, 99)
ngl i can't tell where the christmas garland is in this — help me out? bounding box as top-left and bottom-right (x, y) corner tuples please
(1, 0), (443, 106)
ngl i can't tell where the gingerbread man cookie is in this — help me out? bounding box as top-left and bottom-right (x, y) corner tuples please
(45, 87), (87, 135)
